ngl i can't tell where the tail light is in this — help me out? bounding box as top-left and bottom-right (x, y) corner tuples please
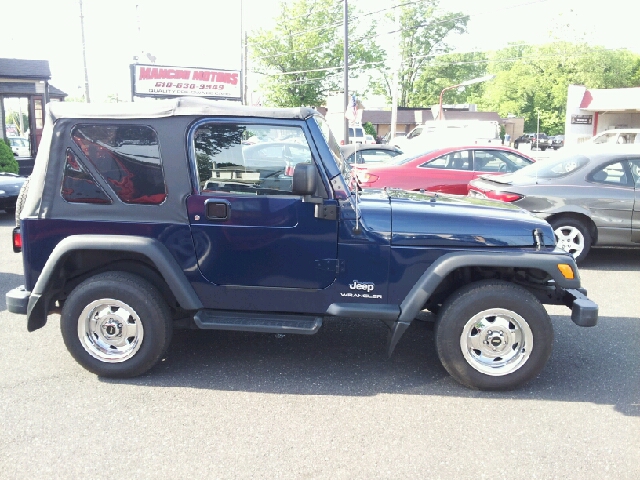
(356, 171), (379, 185)
(285, 164), (295, 176)
(340, 139), (345, 145)
(485, 191), (524, 202)
(12, 227), (22, 253)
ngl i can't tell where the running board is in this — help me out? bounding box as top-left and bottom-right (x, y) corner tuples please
(194, 310), (323, 335)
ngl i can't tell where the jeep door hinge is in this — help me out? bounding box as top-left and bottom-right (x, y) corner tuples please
(314, 203), (337, 220)
(315, 259), (345, 274)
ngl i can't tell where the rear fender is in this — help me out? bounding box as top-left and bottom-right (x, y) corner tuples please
(26, 235), (203, 331)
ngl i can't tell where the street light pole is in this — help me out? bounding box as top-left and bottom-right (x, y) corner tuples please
(437, 74), (495, 121)
(343, 0), (349, 145)
(79, 0), (91, 103)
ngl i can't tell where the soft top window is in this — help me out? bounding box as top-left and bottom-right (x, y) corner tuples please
(72, 124), (167, 205)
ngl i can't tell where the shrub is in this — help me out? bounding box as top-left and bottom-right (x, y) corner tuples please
(0, 139), (19, 174)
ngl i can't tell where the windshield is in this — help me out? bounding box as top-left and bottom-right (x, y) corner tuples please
(509, 154), (590, 179)
(314, 115), (343, 166)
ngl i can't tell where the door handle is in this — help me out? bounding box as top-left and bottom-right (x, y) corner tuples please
(205, 199), (230, 220)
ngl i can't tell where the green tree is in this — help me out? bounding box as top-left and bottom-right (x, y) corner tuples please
(478, 42), (640, 135)
(371, 1), (469, 107)
(363, 122), (376, 136)
(0, 140), (19, 174)
(411, 52), (488, 106)
(250, 0), (383, 107)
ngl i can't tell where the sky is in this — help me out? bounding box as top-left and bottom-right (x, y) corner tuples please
(1, 0), (639, 104)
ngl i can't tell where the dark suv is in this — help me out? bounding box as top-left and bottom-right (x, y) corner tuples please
(6, 98), (597, 390)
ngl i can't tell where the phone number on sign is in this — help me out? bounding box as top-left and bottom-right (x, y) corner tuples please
(154, 82), (225, 90)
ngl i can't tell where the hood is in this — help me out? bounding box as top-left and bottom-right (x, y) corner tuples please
(381, 189), (554, 248)
(0, 174), (26, 195)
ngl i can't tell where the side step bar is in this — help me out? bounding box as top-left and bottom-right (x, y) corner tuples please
(194, 310), (323, 335)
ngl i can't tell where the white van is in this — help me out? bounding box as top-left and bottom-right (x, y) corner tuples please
(348, 126), (365, 144)
(394, 120), (501, 153)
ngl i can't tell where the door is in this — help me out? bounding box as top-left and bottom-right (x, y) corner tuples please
(187, 120), (338, 289)
(630, 158), (640, 242)
(417, 149), (474, 194)
(585, 159), (635, 243)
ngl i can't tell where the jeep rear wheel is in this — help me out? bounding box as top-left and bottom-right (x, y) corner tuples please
(60, 271), (173, 378)
(435, 280), (553, 390)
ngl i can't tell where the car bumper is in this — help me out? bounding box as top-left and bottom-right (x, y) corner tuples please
(6, 285), (30, 315)
(563, 288), (598, 327)
(0, 195), (18, 208)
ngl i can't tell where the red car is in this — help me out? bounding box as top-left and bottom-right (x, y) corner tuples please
(354, 145), (535, 195)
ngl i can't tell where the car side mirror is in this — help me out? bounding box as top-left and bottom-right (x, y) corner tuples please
(292, 163), (317, 196)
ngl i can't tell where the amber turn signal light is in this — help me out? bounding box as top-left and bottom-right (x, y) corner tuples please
(557, 264), (574, 279)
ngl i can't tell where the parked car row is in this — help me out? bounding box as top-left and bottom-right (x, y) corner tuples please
(352, 145), (535, 195)
(513, 133), (565, 151)
(345, 141), (639, 263)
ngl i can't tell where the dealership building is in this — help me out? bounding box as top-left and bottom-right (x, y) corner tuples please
(565, 84), (640, 145)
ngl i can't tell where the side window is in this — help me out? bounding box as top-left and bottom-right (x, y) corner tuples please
(61, 149), (112, 204)
(421, 150), (471, 170)
(72, 125), (166, 205)
(352, 149), (399, 164)
(194, 123), (313, 195)
(589, 161), (630, 186)
(628, 159), (640, 185)
(474, 150), (511, 173)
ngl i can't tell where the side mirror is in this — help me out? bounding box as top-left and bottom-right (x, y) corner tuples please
(292, 163), (317, 196)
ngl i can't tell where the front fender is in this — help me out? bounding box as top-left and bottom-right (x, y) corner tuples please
(26, 235), (203, 331)
(397, 250), (581, 324)
(385, 249), (582, 357)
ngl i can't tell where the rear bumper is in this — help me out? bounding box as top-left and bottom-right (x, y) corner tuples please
(563, 288), (598, 327)
(6, 285), (30, 315)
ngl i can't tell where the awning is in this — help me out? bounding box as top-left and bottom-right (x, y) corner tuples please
(579, 87), (640, 112)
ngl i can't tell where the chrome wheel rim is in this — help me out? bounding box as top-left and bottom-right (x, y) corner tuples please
(77, 299), (144, 363)
(460, 308), (533, 376)
(554, 225), (584, 258)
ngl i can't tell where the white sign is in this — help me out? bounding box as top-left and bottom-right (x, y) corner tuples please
(132, 64), (241, 100)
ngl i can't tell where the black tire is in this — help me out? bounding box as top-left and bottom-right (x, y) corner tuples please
(60, 271), (173, 378)
(541, 147), (547, 151)
(435, 280), (553, 391)
(14, 176), (30, 227)
(549, 216), (592, 264)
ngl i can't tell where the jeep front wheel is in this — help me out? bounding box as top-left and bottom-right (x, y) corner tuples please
(435, 280), (553, 390)
(60, 271), (173, 378)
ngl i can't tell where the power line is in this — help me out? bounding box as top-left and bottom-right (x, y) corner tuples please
(385, 0), (549, 35)
(252, 46), (617, 79)
(249, 0), (550, 64)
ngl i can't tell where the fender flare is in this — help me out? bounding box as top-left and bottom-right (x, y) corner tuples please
(386, 250), (580, 356)
(27, 235), (203, 331)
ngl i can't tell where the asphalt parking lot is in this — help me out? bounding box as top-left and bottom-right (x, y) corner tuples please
(0, 211), (638, 479)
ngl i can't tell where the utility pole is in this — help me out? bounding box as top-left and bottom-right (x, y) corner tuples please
(244, 32), (249, 105)
(389, 1), (400, 140)
(79, 0), (91, 103)
(343, 0), (349, 144)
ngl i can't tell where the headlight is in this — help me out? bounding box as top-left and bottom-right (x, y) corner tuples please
(0, 190), (6, 195)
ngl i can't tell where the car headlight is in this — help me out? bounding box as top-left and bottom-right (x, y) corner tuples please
(0, 190), (6, 195)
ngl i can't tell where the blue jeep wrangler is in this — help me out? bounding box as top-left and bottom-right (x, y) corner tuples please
(6, 98), (597, 390)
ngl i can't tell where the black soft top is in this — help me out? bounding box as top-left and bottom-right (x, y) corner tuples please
(48, 97), (317, 121)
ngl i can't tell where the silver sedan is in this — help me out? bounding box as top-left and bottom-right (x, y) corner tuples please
(469, 146), (640, 262)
